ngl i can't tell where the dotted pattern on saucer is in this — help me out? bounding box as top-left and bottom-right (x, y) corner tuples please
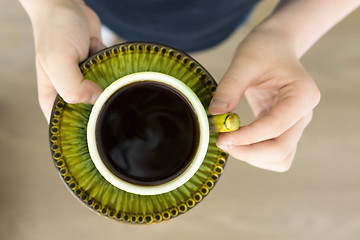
(80, 43), (218, 99)
(49, 42), (228, 224)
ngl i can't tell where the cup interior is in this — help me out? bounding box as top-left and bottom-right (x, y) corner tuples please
(87, 72), (209, 195)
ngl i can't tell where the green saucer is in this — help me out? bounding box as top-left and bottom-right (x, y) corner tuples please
(49, 42), (228, 224)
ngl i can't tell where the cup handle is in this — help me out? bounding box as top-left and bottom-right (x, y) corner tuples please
(208, 113), (240, 133)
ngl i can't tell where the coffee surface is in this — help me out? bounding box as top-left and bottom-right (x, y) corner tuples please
(96, 81), (200, 186)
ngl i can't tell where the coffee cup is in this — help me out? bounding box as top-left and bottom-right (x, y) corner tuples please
(87, 72), (239, 195)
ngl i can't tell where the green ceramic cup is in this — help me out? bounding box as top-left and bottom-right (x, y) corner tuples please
(49, 42), (240, 224)
(87, 72), (239, 196)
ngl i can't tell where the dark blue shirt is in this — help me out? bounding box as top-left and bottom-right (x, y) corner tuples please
(85, 0), (260, 52)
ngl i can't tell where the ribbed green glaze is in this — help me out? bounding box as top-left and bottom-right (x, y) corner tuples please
(49, 42), (228, 224)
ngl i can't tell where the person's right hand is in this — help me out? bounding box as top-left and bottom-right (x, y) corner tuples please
(209, 26), (321, 172)
(21, 0), (105, 122)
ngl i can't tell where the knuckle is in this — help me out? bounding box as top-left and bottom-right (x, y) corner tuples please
(274, 162), (291, 173)
(311, 86), (321, 107)
(274, 150), (295, 172)
(303, 77), (321, 108)
(268, 149), (289, 164)
(263, 140), (293, 163)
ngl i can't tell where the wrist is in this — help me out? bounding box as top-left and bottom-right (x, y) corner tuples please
(253, 16), (300, 58)
(256, 9), (316, 59)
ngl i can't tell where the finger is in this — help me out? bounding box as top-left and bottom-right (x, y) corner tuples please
(217, 79), (320, 146)
(247, 148), (297, 172)
(40, 47), (103, 105)
(208, 58), (259, 115)
(219, 112), (312, 164)
(36, 57), (58, 122)
(89, 37), (107, 56)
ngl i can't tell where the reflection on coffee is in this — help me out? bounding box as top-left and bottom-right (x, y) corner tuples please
(96, 81), (200, 186)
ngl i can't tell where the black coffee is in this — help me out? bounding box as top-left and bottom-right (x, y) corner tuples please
(95, 81), (200, 186)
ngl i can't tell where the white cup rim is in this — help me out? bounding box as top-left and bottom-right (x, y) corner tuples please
(87, 72), (210, 195)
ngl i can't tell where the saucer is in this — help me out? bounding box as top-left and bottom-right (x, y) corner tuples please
(49, 42), (228, 224)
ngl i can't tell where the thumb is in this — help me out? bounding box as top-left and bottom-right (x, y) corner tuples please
(209, 60), (251, 115)
(41, 48), (103, 106)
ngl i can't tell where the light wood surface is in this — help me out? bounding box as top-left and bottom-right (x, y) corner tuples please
(1, 1), (359, 239)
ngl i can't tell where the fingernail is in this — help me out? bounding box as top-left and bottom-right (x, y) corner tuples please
(209, 99), (228, 112)
(210, 99), (228, 109)
(90, 92), (101, 105)
(218, 144), (230, 152)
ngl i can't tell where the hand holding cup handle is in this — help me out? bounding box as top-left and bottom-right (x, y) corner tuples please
(48, 42), (242, 222)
